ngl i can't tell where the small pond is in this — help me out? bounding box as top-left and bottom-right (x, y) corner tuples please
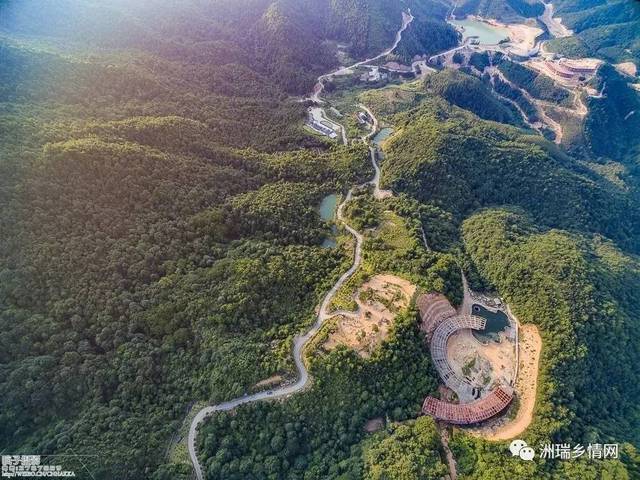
(471, 303), (510, 343)
(373, 127), (394, 146)
(319, 193), (339, 221)
(319, 193), (339, 248)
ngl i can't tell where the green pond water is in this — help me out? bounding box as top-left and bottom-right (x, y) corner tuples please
(319, 194), (339, 248)
(471, 304), (510, 343)
(321, 237), (338, 248)
(319, 194), (338, 221)
(373, 128), (394, 146)
(450, 18), (509, 45)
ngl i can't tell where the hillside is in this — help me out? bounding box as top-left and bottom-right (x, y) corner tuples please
(381, 97), (640, 252)
(370, 84), (640, 477)
(454, 208), (640, 477)
(0, 0), (391, 477)
(423, 69), (521, 124)
(454, 0), (544, 22)
(2, 0), (640, 479)
(583, 64), (640, 162)
(546, 0), (640, 66)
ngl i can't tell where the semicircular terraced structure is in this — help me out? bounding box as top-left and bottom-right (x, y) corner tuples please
(417, 293), (514, 425)
(430, 313), (486, 397)
(423, 385), (514, 424)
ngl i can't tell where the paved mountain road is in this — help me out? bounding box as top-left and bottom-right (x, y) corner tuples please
(187, 11), (413, 480)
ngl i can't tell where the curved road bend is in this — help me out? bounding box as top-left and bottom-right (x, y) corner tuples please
(358, 103), (392, 200)
(187, 186), (364, 480)
(311, 10), (414, 103)
(188, 11), (414, 480)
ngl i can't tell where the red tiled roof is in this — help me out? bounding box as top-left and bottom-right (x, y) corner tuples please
(422, 385), (514, 425)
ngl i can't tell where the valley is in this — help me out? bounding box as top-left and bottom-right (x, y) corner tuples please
(1, 1), (639, 479)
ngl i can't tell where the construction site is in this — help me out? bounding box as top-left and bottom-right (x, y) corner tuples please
(528, 56), (602, 87)
(418, 289), (518, 425)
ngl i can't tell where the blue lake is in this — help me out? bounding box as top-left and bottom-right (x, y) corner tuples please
(373, 128), (394, 146)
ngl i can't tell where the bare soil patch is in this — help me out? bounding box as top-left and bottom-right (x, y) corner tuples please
(505, 23), (543, 53)
(364, 417), (385, 433)
(468, 323), (542, 440)
(254, 375), (283, 389)
(614, 62), (637, 78)
(323, 274), (416, 357)
(447, 328), (516, 397)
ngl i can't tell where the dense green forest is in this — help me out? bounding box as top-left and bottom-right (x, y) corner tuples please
(547, 0), (640, 66)
(423, 69), (521, 124)
(583, 64), (640, 162)
(197, 311), (444, 480)
(0, 121), (371, 476)
(454, 0), (543, 22)
(3, 0), (640, 478)
(0, 0), (390, 477)
(381, 96), (640, 252)
(395, 18), (460, 62)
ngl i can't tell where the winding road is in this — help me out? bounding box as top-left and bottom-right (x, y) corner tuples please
(359, 104), (393, 200)
(187, 11), (413, 480)
(311, 10), (414, 103)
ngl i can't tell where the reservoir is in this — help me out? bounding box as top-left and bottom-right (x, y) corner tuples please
(373, 128), (394, 146)
(471, 304), (510, 343)
(319, 193), (339, 248)
(319, 193), (338, 221)
(450, 18), (509, 45)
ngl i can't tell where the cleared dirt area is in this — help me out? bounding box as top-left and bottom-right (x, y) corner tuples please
(469, 323), (542, 440)
(615, 62), (638, 78)
(323, 274), (416, 357)
(364, 417), (385, 432)
(254, 375), (283, 389)
(504, 22), (543, 55)
(448, 329), (516, 392)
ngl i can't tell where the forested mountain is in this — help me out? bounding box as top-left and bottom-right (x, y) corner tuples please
(455, 209), (640, 478)
(547, 0), (640, 66)
(423, 69), (521, 124)
(198, 311), (446, 479)
(0, 0), (393, 477)
(454, 0), (544, 22)
(381, 96), (640, 252)
(583, 64), (640, 161)
(369, 74), (640, 477)
(2, 0), (640, 479)
(463, 209), (640, 444)
(0, 0), (411, 95)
